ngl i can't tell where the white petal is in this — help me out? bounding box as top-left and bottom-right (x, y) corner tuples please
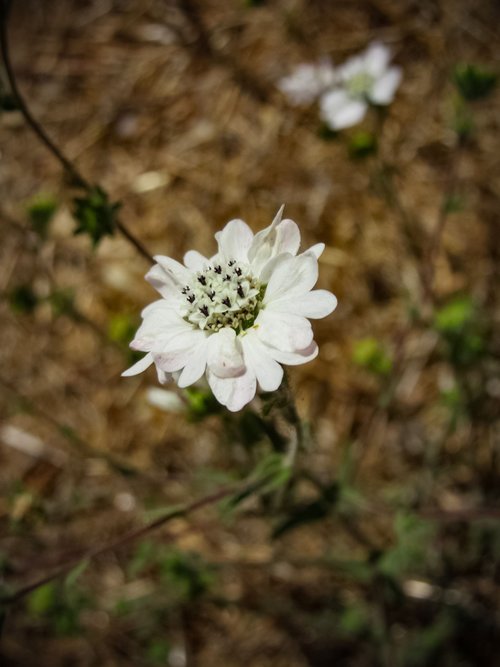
(154, 329), (205, 372)
(207, 328), (245, 378)
(267, 290), (337, 319)
(364, 42), (391, 78)
(320, 90), (367, 130)
(263, 341), (319, 366)
(264, 252), (318, 302)
(177, 338), (209, 388)
(248, 206), (301, 273)
(307, 243), (325, 259)
(153, 255), (191, 286)
(241, 330), (284, 392)
(122, 352), (154, 377)
(214, 219), (254, 263)
(132, 311), (192, 352)
(183, 250), (209, 272)
(207, 367), (257, 412)
(145, 265), (181, 299)
(256, 310), (313, 352)
(338, 55), (365, 81)
(370, 67), (402, 105)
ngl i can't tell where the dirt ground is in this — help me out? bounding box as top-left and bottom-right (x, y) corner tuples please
(1, 1), (500, 665)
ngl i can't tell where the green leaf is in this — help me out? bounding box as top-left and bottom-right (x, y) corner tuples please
(454, 64), (497, 101)
(27, 582), (57, 616)
(352, 338), (392, 376)
(108, 313), (137, 344)
(26, 195), (57, 238)
(348, 130), (378, 159)
(434, 295), (474, 334)
(185, 386), (221, 422)
(146, 639), (171, 664)
(72, 186), (121, 246)
(378, 512), (434, 577)
(64, 559), (89, 589)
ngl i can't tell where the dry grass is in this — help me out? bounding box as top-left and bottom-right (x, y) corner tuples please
(1, 1), (500, 665)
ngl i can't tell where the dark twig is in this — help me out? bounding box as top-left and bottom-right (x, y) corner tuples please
(0, 1), (154, 264)
(0, 482), (245, 605)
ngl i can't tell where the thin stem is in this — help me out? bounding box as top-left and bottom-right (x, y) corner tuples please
(1, 483), (237, 605)
(0, 2), (154, 264)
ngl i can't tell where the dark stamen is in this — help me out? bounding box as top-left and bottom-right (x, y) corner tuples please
(237, 285), (244, 298)
(234, 267), (242, 276)
(222, 297), (231, 308)
(187, 294), (195, 303)
(198, 275), (206, 286)
(200, 305), (209, 316)
(208, 290), (215, 301)
(214, 265), (222, 274)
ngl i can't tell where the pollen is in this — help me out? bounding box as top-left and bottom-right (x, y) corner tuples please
(180, 260), (263, 332)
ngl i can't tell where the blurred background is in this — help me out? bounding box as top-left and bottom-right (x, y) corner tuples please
(1, 0), (500, 665)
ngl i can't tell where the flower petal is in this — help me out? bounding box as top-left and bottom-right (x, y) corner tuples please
(267, 290), (337, 319)
(263, 341), (319, 366)
(264, 252), (318, 302)
(320, 90), (367, 130)
(215, 219), (254, 263)
(370, 66), (402, 105)
(207, 367), (257, 412)
(248, 206), (301, 273)
(177, 338), (209, 388)
(122, 352), (154, 377)
(153, 255), (191, 286)
(207, 328), (245, 378)
(307, 243), (325, 259)
(154, 329), (205, 372)
(364, 42), (391, 78)
(256, 310), (313, 352)
(145, 265), (182, 299)
(183, 250), (209, 272)
(241, 330), (284, 392)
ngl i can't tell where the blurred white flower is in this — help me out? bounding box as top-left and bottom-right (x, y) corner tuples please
(320, 42), (402, 130)
(278, 59), (336, 105)
(123, 207), (337, 412)
(146, 387), (185, 413)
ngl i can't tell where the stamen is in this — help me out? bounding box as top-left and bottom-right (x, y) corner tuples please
(180, 259), (264, 332)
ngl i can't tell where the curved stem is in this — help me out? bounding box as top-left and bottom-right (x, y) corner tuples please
(0, 1), (154, 264)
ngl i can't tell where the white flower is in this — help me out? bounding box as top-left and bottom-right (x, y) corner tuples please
(319, 42), (402, 130)
(278, 59), (337, 106)
(123, 207), (337, 412)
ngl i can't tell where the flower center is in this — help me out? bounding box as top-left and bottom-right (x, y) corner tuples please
(346, 71), (374, 98)
(180, 260), (264, 332)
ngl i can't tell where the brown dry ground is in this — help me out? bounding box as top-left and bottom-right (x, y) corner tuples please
(1, 1), (500, 666)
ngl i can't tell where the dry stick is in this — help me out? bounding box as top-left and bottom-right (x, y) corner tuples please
(0, 2), (154, 265)
(0, 482), (245, 605)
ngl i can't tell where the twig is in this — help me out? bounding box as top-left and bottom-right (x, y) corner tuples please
(0, 1), (154, 264)
(0, 481), (247, 605)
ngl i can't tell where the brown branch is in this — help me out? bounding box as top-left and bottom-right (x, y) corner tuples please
(0, 1), (154, 264)
(0, 483), (238, 605)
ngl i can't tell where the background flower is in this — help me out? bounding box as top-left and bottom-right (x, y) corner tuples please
(123, 208), (337, 411)
(278, 59), (336, 105)
(320, 42), (402, 130)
